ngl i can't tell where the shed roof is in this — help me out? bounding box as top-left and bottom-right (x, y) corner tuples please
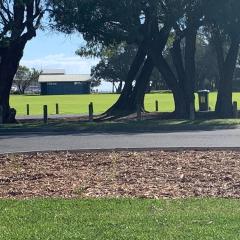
(38, 74), (91, 83)
(42, 69), (65, 75)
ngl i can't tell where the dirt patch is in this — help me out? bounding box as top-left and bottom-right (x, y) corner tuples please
(1, 151), (240, 199)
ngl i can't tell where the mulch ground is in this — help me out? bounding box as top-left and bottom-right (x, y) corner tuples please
(1, 150), (240, 199)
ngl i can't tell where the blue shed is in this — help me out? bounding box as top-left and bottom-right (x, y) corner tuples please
(39, 70), (91, 95)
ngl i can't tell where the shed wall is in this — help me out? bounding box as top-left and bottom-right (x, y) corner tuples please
(40, 82), (91, 95)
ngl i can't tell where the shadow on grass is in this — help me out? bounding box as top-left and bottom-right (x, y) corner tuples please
(0, 117), (239, 137)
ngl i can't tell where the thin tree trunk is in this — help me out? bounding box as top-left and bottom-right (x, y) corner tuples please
(128, 57), (154, 111)
(150, 49), (188, 118)
(171, 39), (186, 92)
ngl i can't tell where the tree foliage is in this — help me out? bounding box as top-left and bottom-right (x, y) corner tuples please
(14, 65), (41, 94)
(0, 0), (46, 47)
(1, 0), (240, 122)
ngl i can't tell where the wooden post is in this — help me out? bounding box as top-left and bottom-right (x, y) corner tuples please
(137, 104), (142, 121)
(89, 102), (93, 122)
(26, 104), (30, 116)
(189, 102), (195, 121)
(56, 103), (59, 115)
(0, 105), (3, 124)
(233, 101), (238, 118)
(43, 105), (48, 124)
(155, 100), (159, 112)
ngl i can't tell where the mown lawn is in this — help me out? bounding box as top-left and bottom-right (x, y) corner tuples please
(10, 92), (236, 116)
(10, 93), (174, 116)
(0, 199), (240, 240)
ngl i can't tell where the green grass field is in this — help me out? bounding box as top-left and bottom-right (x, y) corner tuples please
(9, 92), (233, 116)
(0, 198), (240, 240)
(10, 93), (175, 116)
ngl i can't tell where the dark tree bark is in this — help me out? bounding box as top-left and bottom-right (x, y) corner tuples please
(214, 30), (240, 118)
(184, 28), (197, 112)
(171, 39), (185, 92)
(128, 57), (154, 111)
(0, 40), (27, 123)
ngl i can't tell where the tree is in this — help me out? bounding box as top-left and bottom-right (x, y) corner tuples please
(50, 0), (150, 114)
(51, 1), (196, 115)
(52, 0), (239, 119)
(205, 0), (240, 117)
(14, 66), (41, 94)
(142, 0), (206, 117)
(0, 0), (46, 123)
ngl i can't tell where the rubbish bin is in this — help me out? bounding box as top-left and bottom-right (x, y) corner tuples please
(198, 90), (210, 111)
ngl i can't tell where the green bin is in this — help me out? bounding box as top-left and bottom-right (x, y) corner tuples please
(198, 90), (210, 112)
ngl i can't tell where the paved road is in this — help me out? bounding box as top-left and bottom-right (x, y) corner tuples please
(1, 128), (240, 154)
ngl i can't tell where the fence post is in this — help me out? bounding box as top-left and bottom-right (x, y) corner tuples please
(43, 105), (48, 124)
(56, 103), (59, 115)
(189, 102), (195, 121)
(155, 100), (159, 112)
(137, 104), (142, 121)
(233, 101), (238, 118)
(0, 105), (3, 124)
(26, 104), (30, 116)
(89, 102), (93, 122)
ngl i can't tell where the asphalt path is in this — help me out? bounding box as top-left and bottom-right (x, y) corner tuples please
(16, 114), (84, 120)
(1, 128), (240, 154)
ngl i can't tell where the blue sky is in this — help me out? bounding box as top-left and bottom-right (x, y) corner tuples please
(21, 30), (99, 74)
(20, 30), (113, 91)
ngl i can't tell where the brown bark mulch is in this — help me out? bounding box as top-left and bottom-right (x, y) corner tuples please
(1, 150), (240, 199)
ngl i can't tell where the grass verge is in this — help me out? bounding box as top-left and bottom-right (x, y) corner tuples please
(1, 118), (240, 134)
(0, 198), (240, 240)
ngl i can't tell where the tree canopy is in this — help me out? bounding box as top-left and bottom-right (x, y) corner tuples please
(46, 0), (240, 118)
(1, 0), (240, 123)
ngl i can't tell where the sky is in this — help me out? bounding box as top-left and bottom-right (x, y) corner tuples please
(20, 30), (112, 91)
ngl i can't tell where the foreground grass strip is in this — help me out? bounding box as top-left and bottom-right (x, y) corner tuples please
(0, 199), (240, 240)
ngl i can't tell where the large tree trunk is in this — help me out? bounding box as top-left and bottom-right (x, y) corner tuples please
(184, 29), (197, 113)
(214, 31), (240, 118)
(103, 41), (147, 116)
(171, 26), (197, 118)
(0, 42), (25, 123)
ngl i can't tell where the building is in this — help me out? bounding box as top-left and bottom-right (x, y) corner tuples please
(39, 69), (92, 95)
